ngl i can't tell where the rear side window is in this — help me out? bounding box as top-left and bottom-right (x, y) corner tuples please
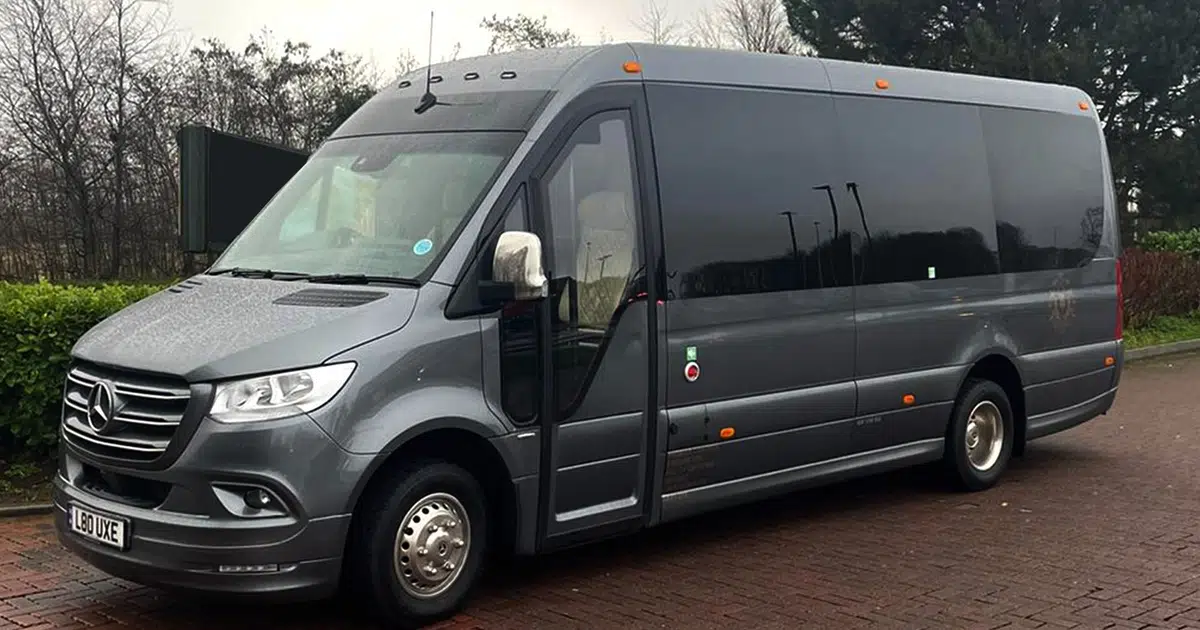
(834, 95), (1000, 285)
(648, 83), (854, 299)
(981, 108), (1106, 272)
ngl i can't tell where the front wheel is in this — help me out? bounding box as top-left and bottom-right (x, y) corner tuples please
(352, 460), (489, 629)
(944, 378), (1015, 492)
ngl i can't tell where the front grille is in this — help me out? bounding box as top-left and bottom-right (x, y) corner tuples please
(61, 362), (192, 463)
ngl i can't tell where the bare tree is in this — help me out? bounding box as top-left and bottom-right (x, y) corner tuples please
(633, 0), (682, 45)
(387, 49), (420, 84)
(0, 0), (111, 277)
(687, 7), (730, 49)
(101, 0), (172, 277)
(687, 0), (798, 53)
(480, 13), (579, 54)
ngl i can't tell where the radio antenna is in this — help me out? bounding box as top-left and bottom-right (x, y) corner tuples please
(415, 11), (439, 114)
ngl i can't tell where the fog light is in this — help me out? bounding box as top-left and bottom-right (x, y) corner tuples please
(244, 489), (274, 510)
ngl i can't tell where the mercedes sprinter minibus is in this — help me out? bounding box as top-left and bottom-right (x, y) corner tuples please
(54, 43), (1124, 628)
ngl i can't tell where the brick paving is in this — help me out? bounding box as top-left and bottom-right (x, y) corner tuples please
(5, 352), (1200, 629)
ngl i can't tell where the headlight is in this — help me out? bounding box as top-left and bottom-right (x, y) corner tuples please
(209, 363), (356, 423)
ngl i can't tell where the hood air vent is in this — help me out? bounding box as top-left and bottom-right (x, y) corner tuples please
(167, 278), (204, 293)
(273, 288), (387, 308)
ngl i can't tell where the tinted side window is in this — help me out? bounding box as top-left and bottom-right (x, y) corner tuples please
(981, 107), (1106, 272)
(835, 95), (1000, 284)
(648, 83), (853, 299)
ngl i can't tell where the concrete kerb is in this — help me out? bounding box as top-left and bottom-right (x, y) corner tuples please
(1124, 338), (1200, 362)
(0, 503), (53, 518)
(1, 338), (1198, 520)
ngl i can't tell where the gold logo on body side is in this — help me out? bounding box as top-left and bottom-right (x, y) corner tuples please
(1048, 273), (1076, 332)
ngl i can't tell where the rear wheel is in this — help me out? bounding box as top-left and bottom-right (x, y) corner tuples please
(944, 378), (1014, 491)
(351, 459), (488, 629)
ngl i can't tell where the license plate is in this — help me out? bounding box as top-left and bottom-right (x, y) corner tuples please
(69, 504), (128, 550)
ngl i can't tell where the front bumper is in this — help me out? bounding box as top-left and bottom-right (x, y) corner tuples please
(52, 412), (372, 600)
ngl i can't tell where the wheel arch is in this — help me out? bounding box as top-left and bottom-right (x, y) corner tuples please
(344, 421), (520, 564)
(957, 352), (1027, 454)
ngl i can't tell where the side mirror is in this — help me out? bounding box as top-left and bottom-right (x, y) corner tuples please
(491, 231), (548, 301)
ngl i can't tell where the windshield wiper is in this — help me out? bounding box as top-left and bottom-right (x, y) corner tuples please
(207, 267), (314, 280)
(301, 274), (421, 288)
(207, 267), (279, 278)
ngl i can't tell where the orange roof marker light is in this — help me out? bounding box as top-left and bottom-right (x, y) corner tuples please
(623, 61), (643, 74)
(1079, 101), (1091, 111)
(875, 78), (890, 90)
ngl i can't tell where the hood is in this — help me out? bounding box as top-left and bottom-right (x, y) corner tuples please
(71, 275), (419, 382)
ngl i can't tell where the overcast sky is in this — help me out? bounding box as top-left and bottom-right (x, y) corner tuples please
(167, 0), (716, 69)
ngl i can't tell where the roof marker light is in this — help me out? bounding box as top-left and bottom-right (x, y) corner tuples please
(623, 61), (643, 74)
(875, 79), (890, 90)
(1079, 101), (1091, 111)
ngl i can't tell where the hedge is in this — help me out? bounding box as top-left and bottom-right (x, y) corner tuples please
(1139, 228), (1200, 259)
(1121, 247), (1200, 328)
(2, 245), (1200, 455)
(0, 280), (166, 454)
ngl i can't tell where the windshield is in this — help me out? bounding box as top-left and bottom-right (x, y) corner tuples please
(211, 131), (523, 282)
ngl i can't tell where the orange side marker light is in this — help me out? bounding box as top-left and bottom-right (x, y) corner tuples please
(719, 427), (736, 440)
(902, 394), (916, 405)
(1105, 356), (1115, 367)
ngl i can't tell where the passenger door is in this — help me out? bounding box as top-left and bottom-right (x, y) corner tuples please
(528, 94), (657, 545)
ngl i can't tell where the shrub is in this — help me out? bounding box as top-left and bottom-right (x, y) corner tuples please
(1138, 228), (1200, 259)
(1121, 247), (1200, 329)
(0, 280), (166, 454)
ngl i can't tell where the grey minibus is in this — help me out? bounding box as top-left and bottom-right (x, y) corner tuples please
(54, 43), (1124, 627)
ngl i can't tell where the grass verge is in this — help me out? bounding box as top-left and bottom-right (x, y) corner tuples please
(1125, 313), (1200, 350)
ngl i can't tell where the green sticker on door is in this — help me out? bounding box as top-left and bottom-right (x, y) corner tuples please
(686, 346), (697, 361)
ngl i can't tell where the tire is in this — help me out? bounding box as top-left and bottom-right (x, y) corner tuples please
(350, 459), (489, 629)
(943, 378), (1015, 492)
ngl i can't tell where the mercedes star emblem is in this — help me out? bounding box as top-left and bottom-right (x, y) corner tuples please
(87, 381), (115, 433)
